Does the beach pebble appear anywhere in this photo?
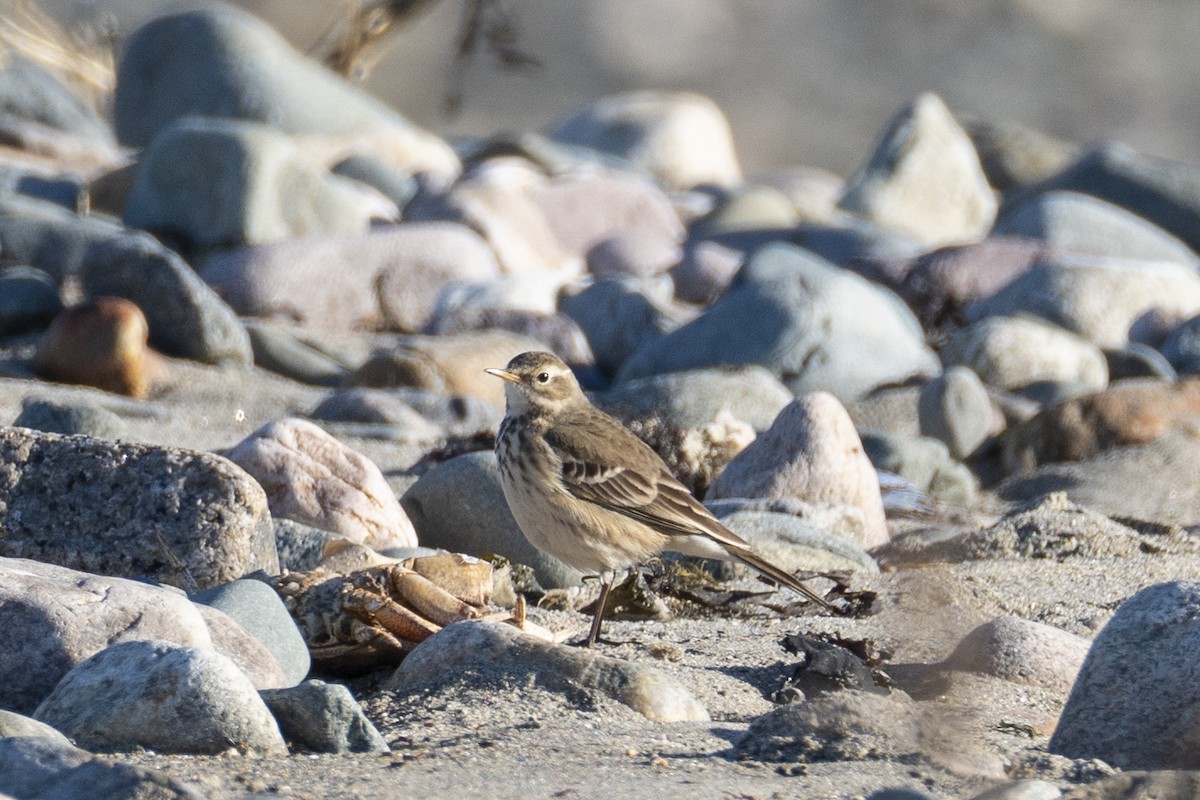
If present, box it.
[617,242,939,402]
[348,331,545,409]
[1001,378,1200,474]
[0,266,60,335]
[738,690,921,762]
[332,154,420,211]
[12,396,128,439]
[942,315,1108,398]
[962,114,1079,192]
[243,320,350,386]
[561,277,684,377]
[969,780,1062,800]
[944,616,1091,692]
[549,90,741,189]
[311,387,500,439]
[691,184,799,239]
[429,272,567,325]
[33,639,287,756]
[1160,315,1200,375]
[32,297,163,398]
[709,393,889,550]
[0,737,208,800]
[0,427,277,589]
[425,307,595,371]
[992,190,1198,267]
[388,620,709,722]
[1050,581,1200,769]
[225,417,417,551]
[401,451,583,589]
[967,254,1200,349]
[838,92,997,248]
[0,56,117,148]
[190,603,290,691]
[847,385,923,439]
[0,557,212,714]
[260,679,389,754]
[669,240,743,304]
[597,365,793,432]
[201,222,499,333]
[918,366,996,459]
[791,217,923,268]
[113,5,458,178]
[862,433,978,506]
[191,579,310,686]
[0,709,73,744]
[1031,142,1200,254]
[1103,342,1176,382]
[754,165,845,222]
[712,509,878,574]
[0,194,118,281]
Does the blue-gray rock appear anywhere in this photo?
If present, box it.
[617,243,939,402]
[862,432,978,506]
[790,218,923,267]
[0,427,278,591]
[918,366,995,459]
[1025,142,1200,254]
[0,710,72,745]
[273,518,338,573]
[388,620,709,722]
[311,387,501,438]
[244,319,349,386]
[1050,581,1200,769]
[425,308,594,372]
[333,154,419,211]
[0,266,60,335]
[669,240,743,304]
[1103,343,1177,382]
[26,758,208,800]
[1161,315,1200,376]
[0,55,116,144]
[710,508,878,574]
[0,194,122,281]
[190,602,290,690]
[738,690,921,762]
[260,679,388,753]
[12,397,127,439]
[0,736,91,799]
[596,365,793,432]
[112,5,457,177]
[400,451,583,589]
[191,579,310,686]
[124,116,387,247]
[992,190,1198,266]
[966,254,1200,349]
[561,277,684,377]
[34,639,287,755]
[5,171,82,209]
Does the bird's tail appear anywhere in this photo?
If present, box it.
[732,549,839,614]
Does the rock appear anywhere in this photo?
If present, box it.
[1103,342,1176,382]
[0,266,60,335]
[1056,771,1200,799]
[0,710,72,745]
[966,254,1200,350]
[0,55,117,147]
[710,508,878,574]
[919,367,997,459]
[560,277,685,377]
[837,93,997,248]
[669,241,743,305]
[548,90,741,188]
[790,218,924,268]
[201,222,499,333]
[348,331,546,410]
[0,557,212,714]
[1025,142,1200,254]
[273,518,338,573]
[191,579,310,686]
[12,397,127,439]
[942,315,1109,398]
[778,634,886,699]
[617,242,939,402]
[862,433,978,506]
[999,431,1200,528]
[0,737,91,799]
[332,154,420,211]
[243,320,350,386]
[311,387,500,439]
[0,194,120,282]
[1001,379,1200,474]
[31,298,164,398]
[18,757,208,800]
[0,427,277,589]
[388,620,709,722]
[754,165,845,222]
[33,639,287,755]
[125,116,391,247]
[429,273,567,327]
[260,679,388,753]
[737,690,921,762]
[400,451,583,589]
[1049,581,1200,769]
[691,184,799,239]
[971,779,1062,800]
[944,616,1091,692]
[113,5,458,177]
[191,603,290,690]
[709,393,889,550]
[1161,315,1200,375]
[962,114,1080,192]
[225,417,417,551]
[425,308,595,372]
[846,385,923,439]
[596,365,793,432]
[992,190,1198,266]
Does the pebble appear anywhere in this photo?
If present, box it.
[12,396,128,439]
[225,417,417,550]
[669,240,744,304]
[0,709,72,745]
[0,427,277,590]
[388,620,709,722]
[560,276,686,376]
[862,432,978,506]
[1160,315,1200,375]
[32,297,163,398]
[617,242,939,402]
[33,639,288,755]
[943,616,1091,692]
[918,366,997,460]
[0,266,61,336]
[738,690,922,762]
[243,319,350,386]
[310,386,500,440]
[191,578,311,686]
[709,392,890,550]
[711,509,878,574]
[837,92,997,247]
[596,365,793,432]
[1050,581,1200,769]
[425,308,595,371]
[260,679,389,754]
[963,114,1079,191]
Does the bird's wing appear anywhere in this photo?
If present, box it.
[543,410,753,552]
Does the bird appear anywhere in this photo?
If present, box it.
[486,350,839,647]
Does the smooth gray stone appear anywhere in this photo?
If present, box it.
[738,690,921,762]
[710,508,878,574]
[311,387,501,439]
[332,155,419,211]
[0,736,91,799]
[0,266,60,336]
[0,710,72,745]
[918,366,994,460]
[191,579,310,686]
[244,320,348,387]
[560,277,679,377]
[31,759,208,800]
[790,218,922,266]
[260,680,388,753]
[12,397,127,439]
[1103,343,1176,382]
[863,432,978,506]
[596,365,792,432]
[0,55,115,143]
[1161,315,1200,376]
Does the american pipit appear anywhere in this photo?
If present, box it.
[486,351,838,647]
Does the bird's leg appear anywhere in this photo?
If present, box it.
[580,573,614,648]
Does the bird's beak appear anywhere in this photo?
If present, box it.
[485,368,521,383]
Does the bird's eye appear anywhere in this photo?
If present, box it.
[536,372,550,384]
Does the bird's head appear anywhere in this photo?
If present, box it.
[486,351,583,415]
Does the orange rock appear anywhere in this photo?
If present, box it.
[32,297,164,398]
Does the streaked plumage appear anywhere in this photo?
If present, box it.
[487,351,836,646]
